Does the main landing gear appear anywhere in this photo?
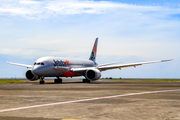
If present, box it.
[54,77,62,84]
[39,76,45,84]
[83,79,91,83]
[39,77,62,84]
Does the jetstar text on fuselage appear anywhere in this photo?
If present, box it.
[53,60,70,67]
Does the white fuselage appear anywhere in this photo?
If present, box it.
[32,57,97,77]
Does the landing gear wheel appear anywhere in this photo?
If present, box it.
[39,80,45,84]
[54,79,62,84]
[39,77,45,84]
[82,79,91,83]
[83,79,87,83]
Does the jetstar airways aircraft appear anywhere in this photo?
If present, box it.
[8,38,172,84]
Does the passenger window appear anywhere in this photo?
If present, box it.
[41,63,44,65]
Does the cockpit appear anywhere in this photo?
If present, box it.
[34,62,45,65]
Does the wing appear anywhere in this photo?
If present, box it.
[7,61,32,68]
[71,62,122,72]
[98,59,173,71]
[70,59,172,73]
[97,61,122,67]
[71,67,95,72]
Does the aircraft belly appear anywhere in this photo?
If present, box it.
[52,67,68,76]
[37,67,68,77]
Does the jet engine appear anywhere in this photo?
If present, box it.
[85,69,101,81]
[25,70,39,81]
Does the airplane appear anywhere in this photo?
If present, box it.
[8,38,172,84]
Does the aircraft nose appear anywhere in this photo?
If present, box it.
[32,68,39,75]
[32,68,38,73]
[32,67,43,76]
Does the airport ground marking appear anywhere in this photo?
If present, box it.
[1,95,180,102]
[0,89,180,113]
[61,118,80,120]
[0,94,92,99]
[111,97,180,102]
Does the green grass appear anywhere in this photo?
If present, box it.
[100,79,180,82]
[0,79,26,84]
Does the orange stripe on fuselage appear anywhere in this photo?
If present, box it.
[60,71,82,77]
[53,68,67,71]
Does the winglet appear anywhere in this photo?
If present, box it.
[161,59,173,62]
[89,38,98,62]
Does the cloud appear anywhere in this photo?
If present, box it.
[0,0,169,19]
[0,48,38,56]
[0,0,180,60]
[45,1,160,14]
[19,0,40,4]
[0,8,35,15]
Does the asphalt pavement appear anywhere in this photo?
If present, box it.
[0,79,180,120]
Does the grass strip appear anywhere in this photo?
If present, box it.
[0,79,26,84]
[100,79,180,82]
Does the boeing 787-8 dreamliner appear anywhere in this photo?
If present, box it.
[8,38,172,84]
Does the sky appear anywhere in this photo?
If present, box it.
[0,0,180,79]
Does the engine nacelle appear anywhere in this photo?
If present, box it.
[26,70,39,81]
[85,69,101,81]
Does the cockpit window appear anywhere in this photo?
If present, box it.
[34,62,45,65]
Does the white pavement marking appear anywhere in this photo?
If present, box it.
[0,89,180,113]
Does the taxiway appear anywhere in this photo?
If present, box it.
[0,79,180,120]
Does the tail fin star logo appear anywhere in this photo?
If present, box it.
[90,44,97,61]
[94,44,97,53]
[89,37,98,62]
